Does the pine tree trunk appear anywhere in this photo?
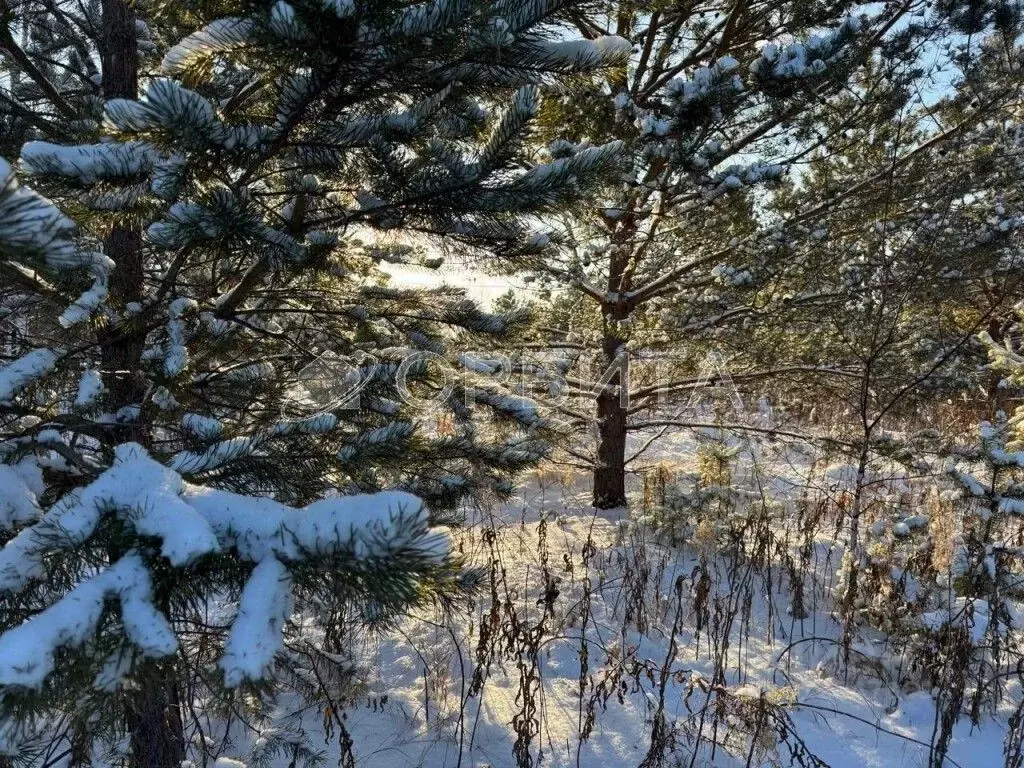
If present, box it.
[592,333,628,509]
[593,388,628,508]
[100,225,148,444]
[840,444,870,667]
[125,660,186,768]
[99,3,186,767]
[99,0,148,446]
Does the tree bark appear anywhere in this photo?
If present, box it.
[99,3,186,767]
[593,390,628,508]
[125,660,186,768]
[840,441,870,669]
[99,0,149,445]
[100,225,148,445]
[592,332,628,509]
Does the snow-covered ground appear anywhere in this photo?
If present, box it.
[228,438,1018,768]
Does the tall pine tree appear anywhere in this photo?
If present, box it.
[0,1,625,764]
[496,0,1024,507]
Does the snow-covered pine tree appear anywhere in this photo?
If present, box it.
[911,414,1024,761]
[746,36,1024,648]
[0,1,626,764]
[495,0,1024,507]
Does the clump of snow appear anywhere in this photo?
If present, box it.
[0,460,43,530]
[223,361,276,382]
[458,353,505,374]
[468,388,541,427]
[170,435,258,474]
[75,369,105,407]
[923,597,991,643]
[221,557,293,686]
[0,553,176,688]
[269,1,302,39]
[318,0,353,18]
[0,349,58,403]
[93,649,133,692]
[165,297,197,376]
[337,421,415,462]
[535,36,631,68]
[151,386,180,411]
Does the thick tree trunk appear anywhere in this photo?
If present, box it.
[592,333,628,509]
[100,225,148,444]
[593,388,628,508]
[100,0,137,96]
[99,3,186,767]
[125,661,186,768]
[99,0,148,445]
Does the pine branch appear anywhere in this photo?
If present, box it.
[0,26,78,121]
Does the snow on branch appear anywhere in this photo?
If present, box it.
[0,553,176,688]
[162,17,255,74]
[0,444,445,593]
[0,349,58,404]
[59,252,114,327]
[750,15,863,82]
[499,140,623,204]
[21,141,156,185]
[0,444,219,591]
[185,483,441,563]
[393,0,472,38]
[221,557,292,686]
[0,158,76,264]
[524,35,632,71]
[75,369,104,408]
[0,443,447,690]
[0,461,43,530]
[168,411,339,475]
[476,85,539,174]
[106,79,269,151]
